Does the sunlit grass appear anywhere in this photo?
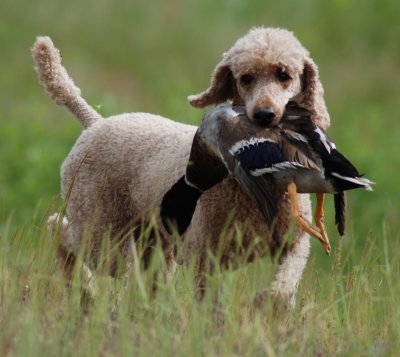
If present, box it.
[0,215,399,356]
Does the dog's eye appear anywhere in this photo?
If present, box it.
[276,68,291,82]
[240,74,254,86]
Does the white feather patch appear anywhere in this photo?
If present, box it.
[315,127,335,153]
[184,176,202,191]
[331,172,375,191]
[229,137,276,155]
[250,161,306,176]
[224,107,240,118]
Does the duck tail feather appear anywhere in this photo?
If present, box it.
[334,192,346,236]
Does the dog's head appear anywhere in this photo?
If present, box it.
[188,27,330,129]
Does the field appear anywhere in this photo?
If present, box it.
[1,0,399,355]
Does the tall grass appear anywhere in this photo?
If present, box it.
[0,216,399,355]
[1,0,399,354]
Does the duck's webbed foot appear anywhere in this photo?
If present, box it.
[315,193,331,255]
[287,182,331,255]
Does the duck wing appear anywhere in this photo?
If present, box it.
[233,163,280,245]
[220,131,292,245]
[282,102,374,192]
[324,150,374,192]
[278,130,321,172]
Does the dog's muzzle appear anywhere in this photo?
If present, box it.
[253,107,276,127]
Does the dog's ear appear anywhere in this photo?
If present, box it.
[300,59,330,129]
[188,60,237,108]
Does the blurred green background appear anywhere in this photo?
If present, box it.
[0,0,399,251]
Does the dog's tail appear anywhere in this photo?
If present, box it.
[32,36,103,129]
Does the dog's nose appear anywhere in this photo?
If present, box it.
[253,108,276,126]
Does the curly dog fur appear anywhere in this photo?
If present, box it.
[33,27,329,308]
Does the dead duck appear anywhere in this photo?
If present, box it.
[161,102,374,254]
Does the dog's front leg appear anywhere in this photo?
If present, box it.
[269,231,311,310]
[255,194,312,311]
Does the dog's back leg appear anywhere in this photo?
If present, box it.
[47,213,93,284]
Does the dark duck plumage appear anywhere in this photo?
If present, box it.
[161,102,374,254]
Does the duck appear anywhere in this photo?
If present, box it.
[161,102,374,254]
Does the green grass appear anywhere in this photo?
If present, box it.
[1,0,399,355]
[1,219,399,355]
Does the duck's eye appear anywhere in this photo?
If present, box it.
[240,74,254,85]
[276,68,291,82]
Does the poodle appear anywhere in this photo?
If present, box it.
[189,27,329,129]
[32,27,330,309]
